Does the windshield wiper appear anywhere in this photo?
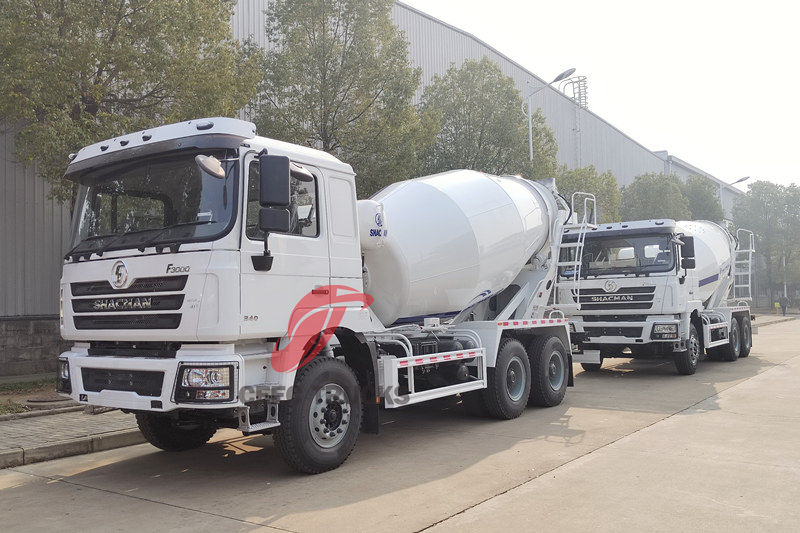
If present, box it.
[64,232,122,261]
[136,220,217,253]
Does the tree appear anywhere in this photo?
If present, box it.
[733,181,800,303]
[254,0,437,198]
[419,57,558,179]
[620,173,691,221]
[0,0,262,200]
[555,165,620,223]
[683,175,724,221]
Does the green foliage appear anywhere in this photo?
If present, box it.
[683,175,724,221]
[733,180,800,296]
[254,0,437,198]
[555,165,620,223]
[0,0,262,200]
[419,57,558,179]
[620,173,690,221]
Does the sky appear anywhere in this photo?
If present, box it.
[401,0,800,189]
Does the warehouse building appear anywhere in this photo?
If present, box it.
[0,0,743,375]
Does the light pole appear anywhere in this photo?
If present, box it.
[522,68,575,160]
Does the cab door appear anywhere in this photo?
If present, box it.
[240,155,330,338]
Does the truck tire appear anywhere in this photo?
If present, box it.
[481,338,531,419]
[135,413,217,452]
[674,324,701,375]
[719,319,741,362]
[273,356,362,474]
[527,335,569,407]
[738,315,752,357]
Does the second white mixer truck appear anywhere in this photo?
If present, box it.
[56,117,593,473]
[560,219,755,375]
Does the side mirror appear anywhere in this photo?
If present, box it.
[253,154,291,272]
[681,257,696,270]
[681,236,695,259]
[259,154,290,208]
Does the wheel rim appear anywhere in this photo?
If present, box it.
[689,332,700,365]
[308,383,350,448]
[506,356,526,402]
[547,350,565,390]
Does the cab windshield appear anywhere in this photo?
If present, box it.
[562,234,676,277]
[67,149,238,257]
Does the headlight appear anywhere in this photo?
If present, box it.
[57,359,71,394]
[181,367,230,388]
[59,359,70,379]
[653,324,678,334]
[176,364,235,403]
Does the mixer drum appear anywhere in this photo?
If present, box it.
[359,170,555,325]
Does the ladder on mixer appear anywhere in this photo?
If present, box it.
[731,228,755,302]
[552,192,597,312]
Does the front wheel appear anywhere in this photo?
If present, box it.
[136,413,217,452]
[674,324,701,375]
[738,315,752,357]
[273,357,362,474]
[528,335,570,407]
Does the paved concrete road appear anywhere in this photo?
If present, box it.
[1,320,798,532]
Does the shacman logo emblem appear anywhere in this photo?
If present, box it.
[111,261,129,289]
[603,280,618,293]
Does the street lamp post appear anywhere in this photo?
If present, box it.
[522,68,576,161]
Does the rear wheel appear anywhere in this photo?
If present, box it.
[719,319,741,362]
[480,338,531,419]
[273,357,362,474]
[528,335,570,407]
[136,413,217,452]
[674,324,701,375]
[738,315,752,357]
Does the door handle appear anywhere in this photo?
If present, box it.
[312,287,329,295]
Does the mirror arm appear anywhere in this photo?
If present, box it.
[252,235,274,271]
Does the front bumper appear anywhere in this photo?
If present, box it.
[58,344,249,412]
[572,318,682,346]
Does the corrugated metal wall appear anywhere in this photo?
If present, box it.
[0,127,72,316]
[0,0,738,317]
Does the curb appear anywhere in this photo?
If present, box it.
[755,317,796,327]
[0,406,84,422]
[0,429,145,469]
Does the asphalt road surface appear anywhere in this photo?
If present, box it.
[2,319,798,532]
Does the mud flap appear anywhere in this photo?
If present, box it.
[568,355,574,387]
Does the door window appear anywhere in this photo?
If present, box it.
[246,160,319,240]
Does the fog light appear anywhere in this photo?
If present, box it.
[195,389,230,400]
[653,324,678,334]
[181,367,230,388]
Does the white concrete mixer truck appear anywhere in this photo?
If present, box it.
[56,118,593,473]
[559,219,756,375]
